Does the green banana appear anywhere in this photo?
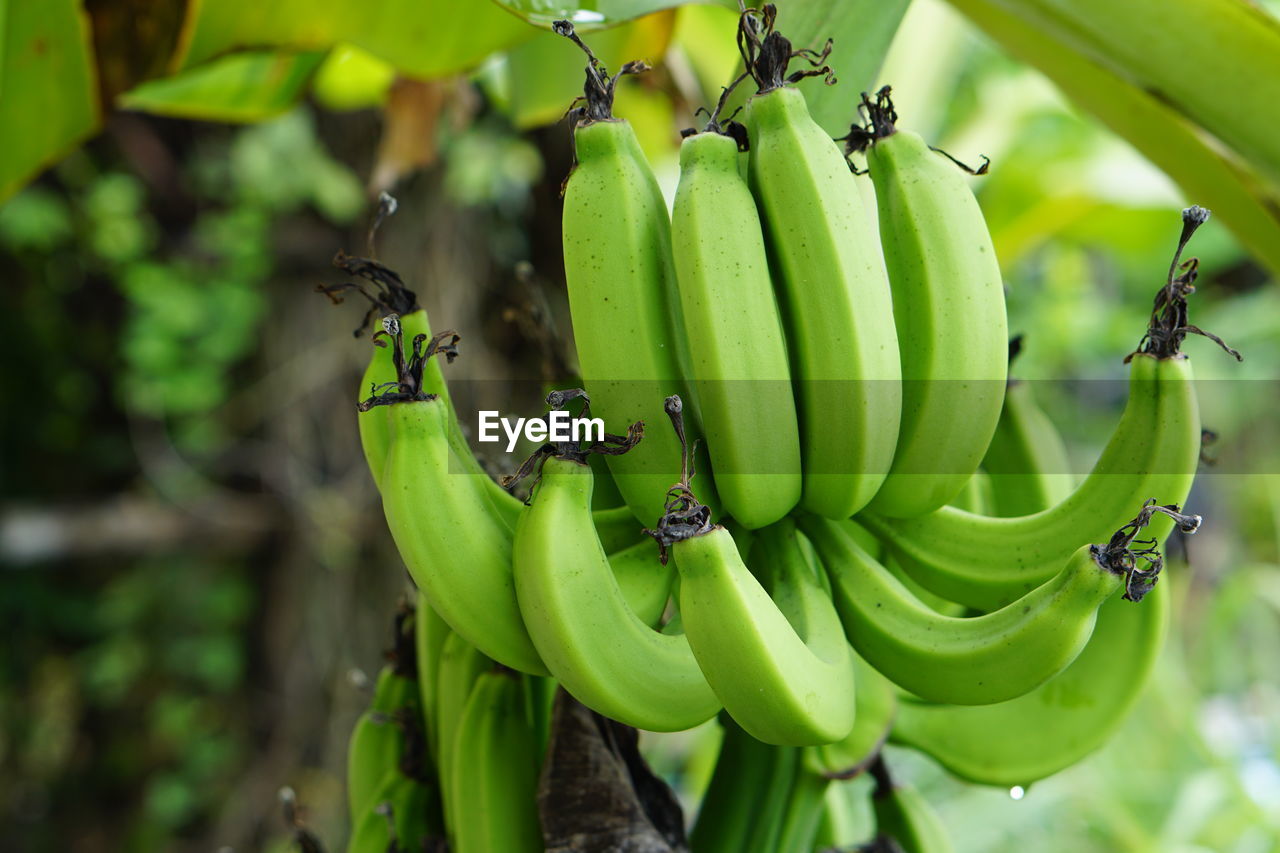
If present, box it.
[448,668,543,853]
[413,591,449,764]
[749,745,804,853]
[346,670,417,821]
[346,770,442,853]
[670,513,856,745]
[774,760,832,853]
[860,353,1198,611]
[855,87,1008,519]
[435,631,494,843]
[860,204,1238,611]
[691,712,788,850]
[981,341,1075,518]
[869,756,954,853]
[801,512,1176,705]
[594,504,646,555]
[512,451,721,731]
[740,9,902,519]
[946,471,994,516]
[347,609,419,819]
[671,127,802,529]
[371,323,545,675]
[558,24,715,526]
[690,716,779,853]
[608,539,676,630]
[891,581,1169,786]
[326,251,524,529]
[805,649,897,779]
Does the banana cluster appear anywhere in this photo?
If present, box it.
[345,599,543,853]
[327,6,1244,851]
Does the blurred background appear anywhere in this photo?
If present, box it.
[2,0,1279,850]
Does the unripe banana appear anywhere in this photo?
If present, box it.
[413,592,449,763]
[690,716,779,853]
[671,518,856,745]
[860,206,1238,611]
[434,631,492,844]
[560,34,717,526]
[946,471,994,515]
[802,515,1138,705]
[870,756,955,853]
[607,539,676,630]
[773,760,832,853]
[346,771,442,853]
[513,453,720,731]
[448,668,543,853]
[856,87,1008,519]
[805,649,897,779]
[981,340,1075,517]
[740,11,901,519]
[671,129,802,529]
[891,582,1168,786]
[346,668,417,820]
[347,609,419,820]
[860,353,1199,611]
[372,328,545,675]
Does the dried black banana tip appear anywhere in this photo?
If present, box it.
[643,395,714,563]
[1092,499,1201,602]
[501,388,643,496]
[557,19,649,125]
[1129,204,1242,362]
[356,316,459,410]
[738,3,834,94]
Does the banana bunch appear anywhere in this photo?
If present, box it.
[320,6,1253,848]
[345,598,545,853]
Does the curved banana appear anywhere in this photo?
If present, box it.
[347,609,419,819]
[805,649,897,778]
[328,253,523,529]
[413,592,449,764]
[370,325,545,675]
[802,514,1154,705]
[891,581,1169,786]
[346,669,416,820]
[855,87,1008,519]
[981,338,1075,517]
[690,716,782,853]
[870,756,955,853]
[434,631,493,843]
[559,26,715,526]
[513,452,721,731]
[861,353,1198,611]
[671,127,802,529]
[346,771,441,853]
[947,471,994,515]
[859,207,1236,611]
[608,539,676,629]
[670,515,856,745]
[739,9,901,519]
[448,668,543,853]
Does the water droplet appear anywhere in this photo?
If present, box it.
[1009,785,1026,800]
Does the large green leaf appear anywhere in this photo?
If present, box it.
[493,0,734,29]
[983,0,1280,187]
[173,0,537,78]
[502,11,678,130]
[692,0,913,138]
[772,0,913,136]
[119,51,325,123]
[949,0,1280,277]
[0,0,100,202]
